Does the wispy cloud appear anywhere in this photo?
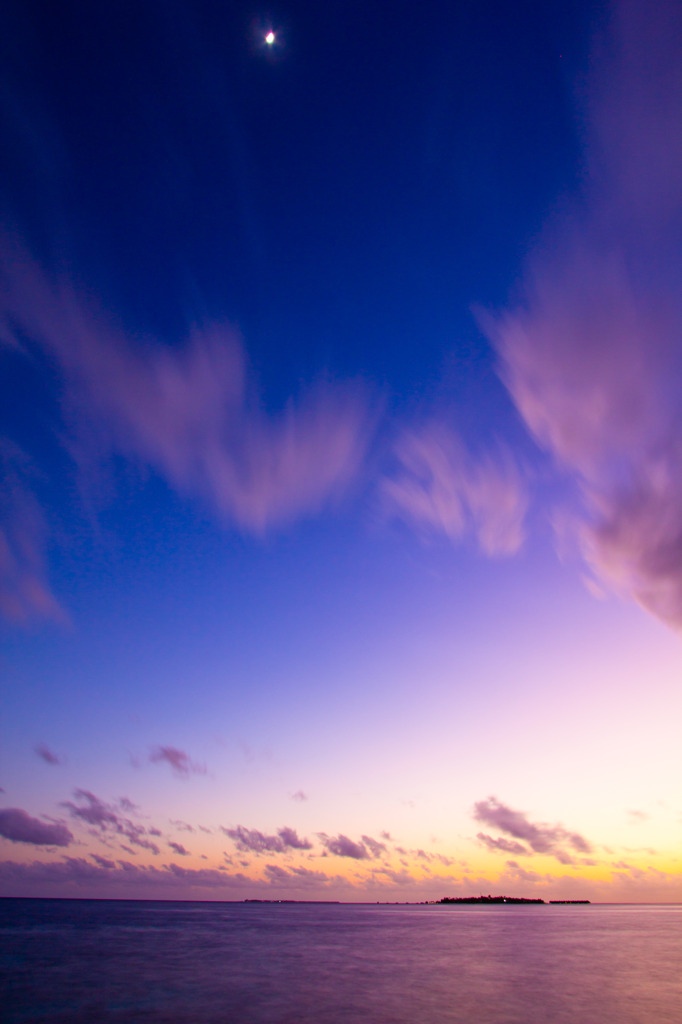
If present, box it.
[263,864,343,887]
[62,790,160,854]
[476,832,528,856]
[482,0,682,626]
[169,819,195,832]
[0,241,376,624]
[626,809,649,824]
[0,241,374,529]
[222,825,313,854]
[0,445,66,626]
[361,834,387,858]
[503,860,547,884]
[473,797,591,865]
[0,808,72,847]
[290,790,308,802]
[168,841,190,857]
[149,746,206,777]
[381,424,527,556]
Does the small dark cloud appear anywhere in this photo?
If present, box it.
[379,831,392,841]
[34,744,64,766]
[291,790,308,802]
[168,841,190,857]
[222,825,312,854]
[318,833,369,860]
[149,746,206,777]
[0,808,72,847]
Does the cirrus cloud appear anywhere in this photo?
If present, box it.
[0,240,374,533]
[0,240,376,625]
[482,0,682,626]
[381,424,527,556]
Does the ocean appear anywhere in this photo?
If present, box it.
[1,899,680,1023]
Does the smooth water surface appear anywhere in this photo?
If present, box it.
[1,899,680,1023]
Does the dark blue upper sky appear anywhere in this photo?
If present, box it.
[1,0,590,399]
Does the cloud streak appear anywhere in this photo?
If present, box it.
[483,0,682,625]
[382,425,527,556]
[0,445,66,626]
[476,832,528,856]
[0,241,374,536]
[0,240,376,624]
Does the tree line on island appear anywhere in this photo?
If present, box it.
[437,896,590,904]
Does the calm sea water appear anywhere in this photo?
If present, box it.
[1,899,680,1023]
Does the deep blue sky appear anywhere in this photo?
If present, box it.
[2,0,587,392]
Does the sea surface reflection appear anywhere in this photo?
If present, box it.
[1,900,680,1023]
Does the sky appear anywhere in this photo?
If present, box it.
[1,0,681,902]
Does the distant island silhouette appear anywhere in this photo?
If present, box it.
[437,896,590,905]
[239,896,592,906]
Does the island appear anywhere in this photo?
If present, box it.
[438,895,545,904]
[436,896,590,905]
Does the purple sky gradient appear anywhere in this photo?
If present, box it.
[1,0,681,901]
